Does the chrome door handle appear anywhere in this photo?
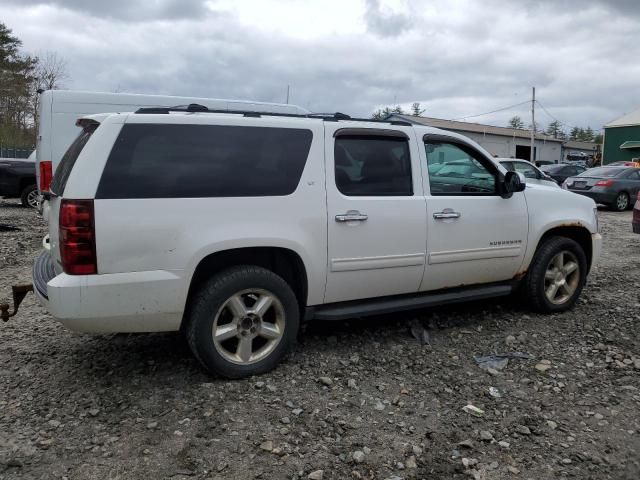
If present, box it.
[335,211,368,222]
[433,210,461,220]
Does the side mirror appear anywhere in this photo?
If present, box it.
[502,171,526,198]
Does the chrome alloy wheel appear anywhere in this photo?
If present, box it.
[212,289,285,365]
[544,250,580,305]
[26,189,39,209]
[616,193,629,211]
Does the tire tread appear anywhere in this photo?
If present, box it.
[185,265,299,378]
[525,236,587,313]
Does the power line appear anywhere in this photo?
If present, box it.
[535,100,561,123]
[449,100,531,121]
[535,100,604,133]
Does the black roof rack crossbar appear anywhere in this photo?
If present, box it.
[134,104,413,126]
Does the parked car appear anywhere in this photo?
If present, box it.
[498,159,560,188]
[540,163,586,185]
[607,161,640,167]
[28,106,601,378]
[0,152,37,208]
[564,166,640,211]
[633,192,640,233]
[35,90,309,217]
[535,160,557,168]
[566,160,588,169]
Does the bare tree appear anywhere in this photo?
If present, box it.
[31,51,68,130]
[411,102,425,116]
[34,52,68,91]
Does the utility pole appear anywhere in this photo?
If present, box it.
[286,85,290,104]
[530,87,535,163]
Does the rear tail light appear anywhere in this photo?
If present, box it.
[39,160,53,192]
[59,199,97,275]
[595,179,614,187]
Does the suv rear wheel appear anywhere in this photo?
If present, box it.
[186,265,299,378]
[525,236,587,313]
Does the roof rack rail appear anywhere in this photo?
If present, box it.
[134,104,413,126]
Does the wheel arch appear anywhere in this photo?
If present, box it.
[182,247,309,329]
[537,225,593,273]
[19,176,37,192]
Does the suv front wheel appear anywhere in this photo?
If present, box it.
[186,265,299,378]
[525,236,587,313]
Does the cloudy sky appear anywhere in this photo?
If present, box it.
[2,0,639,131]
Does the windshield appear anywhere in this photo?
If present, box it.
[577,167,625,178]
[540,164,565,173]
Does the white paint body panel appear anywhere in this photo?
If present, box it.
[323,123,427,303]
[36,114,602,333]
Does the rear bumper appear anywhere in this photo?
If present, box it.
[569,189,616,205]
[33,251,186,333]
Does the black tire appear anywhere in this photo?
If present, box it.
[612,192,629,212]
[20,184,38,209]
[525,236,587,313]
[185,265,299,378]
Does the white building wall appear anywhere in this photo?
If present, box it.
[449,131,562,162]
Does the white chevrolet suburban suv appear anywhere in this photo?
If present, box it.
[32,105,602,378]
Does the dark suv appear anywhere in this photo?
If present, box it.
[0,154,37,208]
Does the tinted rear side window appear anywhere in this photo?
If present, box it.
[334,136,412,196]
[96,124,313,199]
[50,127,95,195]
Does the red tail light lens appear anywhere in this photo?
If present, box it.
[59,199,97,275]
[595,179,614,187]
[39,160,53,192]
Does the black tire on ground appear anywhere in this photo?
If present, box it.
[185,265,300,378]
[525,236,587,313]
[611,192,629,212]
[20,184,38,208]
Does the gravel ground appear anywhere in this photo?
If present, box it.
[1,198,639,480]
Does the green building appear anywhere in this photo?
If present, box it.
[603,107,640,164]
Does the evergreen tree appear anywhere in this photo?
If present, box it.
[583,127,594,142]
[569,127,580,140]
[508,116,525,129]
[545,120,564,139]
[0,23,37,147]
[372,105,405,119]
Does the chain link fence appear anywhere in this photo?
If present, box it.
[0,146,34,158]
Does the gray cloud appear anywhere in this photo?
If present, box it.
[363,0,413,38]
[512,0,640,17]
[2,0,210,21]
[1,0,638,131]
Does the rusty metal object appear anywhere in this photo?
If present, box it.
[0,284,33,322]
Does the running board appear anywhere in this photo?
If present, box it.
[310,284,513,321]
